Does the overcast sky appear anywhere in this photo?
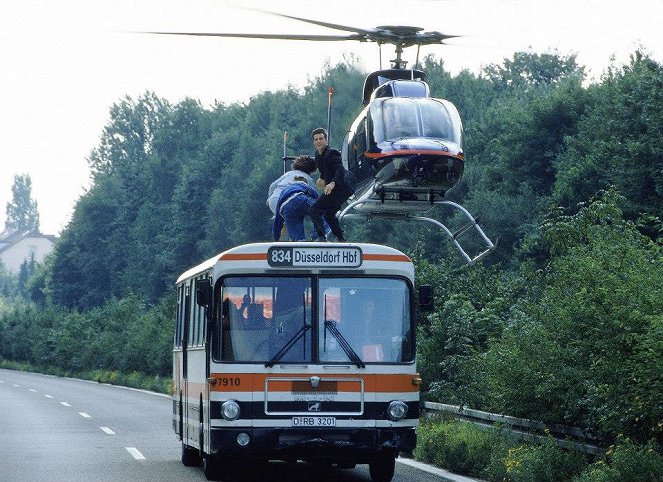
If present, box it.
[1,0,662,234]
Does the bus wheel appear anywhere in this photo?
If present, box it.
[369,453,396,482]
[181,441,201,467]
[203,454,223,481]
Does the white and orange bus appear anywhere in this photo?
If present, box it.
[173,242,431,481]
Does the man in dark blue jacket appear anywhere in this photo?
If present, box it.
[309,127,354,242]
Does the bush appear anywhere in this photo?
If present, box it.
[486,437,588,482]
[573,437,663,482]
[415,417,505,477]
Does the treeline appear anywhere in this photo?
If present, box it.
[1,51,662,449]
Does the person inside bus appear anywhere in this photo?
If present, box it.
[220,298,237,360]
[269,283,310,362]
[310,127,354,242]
[350,297,388,362]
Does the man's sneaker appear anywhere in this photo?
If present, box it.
[314,236,327,242]
[336,235,347,242]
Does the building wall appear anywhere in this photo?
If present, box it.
[0,237,55,273]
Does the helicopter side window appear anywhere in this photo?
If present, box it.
[366,112,376,148]
[355,118,367,158]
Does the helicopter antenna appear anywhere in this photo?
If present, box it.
[327,87,334,142]
[415,44,421,69]
[282,131,288,174]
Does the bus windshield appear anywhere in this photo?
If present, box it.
[216,276,413,364]
[318,278,413,364]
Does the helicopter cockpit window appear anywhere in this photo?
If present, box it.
[380,98,419,139]
[371,98,462,146]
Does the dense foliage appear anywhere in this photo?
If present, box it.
[2,51,663,457]
[416,417,663,482]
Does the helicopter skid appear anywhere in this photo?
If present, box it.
[339,198,496,265]
[349,186,445,214]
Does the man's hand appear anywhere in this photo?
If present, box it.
[315,178,325,190]
[324,181,335,195]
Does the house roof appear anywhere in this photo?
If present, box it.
[0,228,58,254]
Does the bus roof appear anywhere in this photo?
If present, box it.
[176,242,413,284]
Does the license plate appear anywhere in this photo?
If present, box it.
[291,416,336,427]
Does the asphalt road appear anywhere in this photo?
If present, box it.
[0,369,452,482]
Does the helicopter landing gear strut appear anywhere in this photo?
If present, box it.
[338,199,496,265]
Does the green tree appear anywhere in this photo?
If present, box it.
[555,51,663,224]
[5,174,40,231]
[483,190,663,443]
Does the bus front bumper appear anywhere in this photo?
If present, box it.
[209,427,416,461]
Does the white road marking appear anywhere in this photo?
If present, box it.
[12,384,20,387]
[125,447,146,460]
[100,427,116,435]
[61,402,71,407]
[79,412,91,418]
[28,388,37,392]
[44,395,54,398]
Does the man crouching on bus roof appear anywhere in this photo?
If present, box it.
[272,157,322,242]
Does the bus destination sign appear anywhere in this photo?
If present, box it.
[268,246,362,268]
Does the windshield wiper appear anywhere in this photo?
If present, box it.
[324,320,365,368]
[265,324,311,368]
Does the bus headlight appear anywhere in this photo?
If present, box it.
[221,400,241,421]
[236,432,250,447]
[386,401,408,421]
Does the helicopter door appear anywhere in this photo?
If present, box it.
[354,118,367,165]
[344,110,370,180]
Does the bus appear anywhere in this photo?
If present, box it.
[173,242,432,481]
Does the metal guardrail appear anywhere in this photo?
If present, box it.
[423,402,605,455]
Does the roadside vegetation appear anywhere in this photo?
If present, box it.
[1,49,662,478]
[416,416,663,482]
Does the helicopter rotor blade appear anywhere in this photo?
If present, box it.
[142,31,364,42]
[247,8,379,37]
[139,7,462,69]
[243,8,460,46]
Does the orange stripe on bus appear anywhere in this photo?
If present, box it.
[363,254,411,262]
[219,253,268,261]
[207,373,419,393]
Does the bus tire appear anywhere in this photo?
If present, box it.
[369,453,396,482]
[203,454,223,481]
[181,441,201,467]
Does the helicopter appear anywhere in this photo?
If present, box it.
[146,11,495,264]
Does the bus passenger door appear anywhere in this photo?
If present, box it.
[181,283,191,442]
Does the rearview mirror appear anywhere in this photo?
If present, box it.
[195,278,212,307]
